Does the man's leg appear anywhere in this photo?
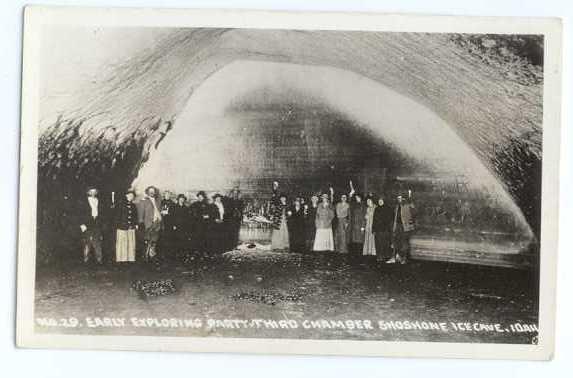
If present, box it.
[149,241,157,259]
[401,232,411,263]
[388,230,400,264]
[144,223,157,262]
[83,240,90,263]
[93,236,103,264]
[144,239,152,262]
[396,230,409,264]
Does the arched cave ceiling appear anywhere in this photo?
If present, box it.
[51,29,542,159]
[39,29,543,235]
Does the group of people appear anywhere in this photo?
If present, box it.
[77,186,243,265]
[76,179,415,266]
[269,181,416,264]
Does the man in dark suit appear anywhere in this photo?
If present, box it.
[392,191,416,264]
[160,190,176,256]
[304,194,319,252]
[78,187,105,264]
[137,186,163,262]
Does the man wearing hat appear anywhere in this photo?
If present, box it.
[391,190,416,264]
[137,186,162,262]
[78,187,105,264]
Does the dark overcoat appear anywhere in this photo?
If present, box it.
[115,200,138,230]
[349,201,366,243]
[372,204,394,233]
[287,205,306,251]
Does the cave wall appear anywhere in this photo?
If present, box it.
[36,30,543,263]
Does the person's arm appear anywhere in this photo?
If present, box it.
[136,200,145,228]
[133,205,139,230]
[349,180,356,198]
[113,204,121,230]
[328,207,335,223]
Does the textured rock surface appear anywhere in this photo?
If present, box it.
[37,31,543,261]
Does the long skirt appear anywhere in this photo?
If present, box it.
[313,228,334,251]
[116,229,136,262]
[363,229,376,256]
[288,222,306,253]
[271,218,290,250]
[335,218,349,253]
[374,231,392,260]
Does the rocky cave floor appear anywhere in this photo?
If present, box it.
[34,249,538,344]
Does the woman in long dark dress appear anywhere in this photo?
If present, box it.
[287,198,306,253]
[170,194,190,260]
[189,191,210,253]
[372,197,394,262]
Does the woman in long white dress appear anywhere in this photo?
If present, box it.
[313,194,335,251]
[363,196,377,256]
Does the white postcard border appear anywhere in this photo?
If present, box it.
[16,6,563,360]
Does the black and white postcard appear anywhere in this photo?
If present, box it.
[16,6,562,359]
